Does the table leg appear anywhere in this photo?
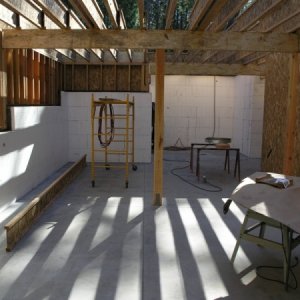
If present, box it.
[196,149,200,180]
[224,149,231,173]
[282,225,292,291]
[231,210,250,263]
[234,149,241,181]
[190,143,194,172]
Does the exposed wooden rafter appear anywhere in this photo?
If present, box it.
[198,0,283,64]
[30,0,90,62]
[137,0,144,29]
[165,0,178,29]
[0,0,74,62]
[182,0,247,64]
[3,29,299,53]
[102,0,131,61]
[188,0,214,30]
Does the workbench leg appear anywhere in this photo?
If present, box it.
[234,149,241,181]
[190,144,194,172]
[231,210,249,263]
[196,149,200,180]
[224,149,230,173]
[282,225,292,290]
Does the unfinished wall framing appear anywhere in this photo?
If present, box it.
[5,49,62,107]
[63,64,149,92]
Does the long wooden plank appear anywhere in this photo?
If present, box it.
[13,49,19,104]
[3,29,299,52]
[283,54,299,175]
[153,49,165,206]
[5,155,87,251]
[188,0,214,30]
[0,31,7,129]
[165,0,178,29]
[149,62,265,76]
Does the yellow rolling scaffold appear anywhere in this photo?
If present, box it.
[90,94,137,188]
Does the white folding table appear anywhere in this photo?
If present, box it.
[226,172,300,290]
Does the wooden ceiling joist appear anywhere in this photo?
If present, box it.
[188,0,214,30]
[197,0,227,30]
[184,0,248,64]
[226,3,300,65]
[68,0,105,29]
[30,0,68,28]
[3,29,298,53]
[102,0,131,61]
[149,62,265,76]
[165,0,178,29]
[207,0,248,32]
[0,0,42,28]
[137,0,144,29]
[229,0,283,32]
[199,0,284,64]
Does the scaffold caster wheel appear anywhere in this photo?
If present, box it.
[105,164,110,170]
[132,164,138,171]
[91,180,95,188]
[125,181,128,188]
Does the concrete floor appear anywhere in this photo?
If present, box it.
[0,150,300,300]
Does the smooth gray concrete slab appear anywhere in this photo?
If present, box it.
[0,150,300,299]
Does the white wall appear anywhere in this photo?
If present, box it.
[150,75,264,158]
[0,106,68,211]
[61,92,152,163]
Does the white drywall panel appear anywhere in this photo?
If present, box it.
[61,92,152,163]
[0,106,68,210]
[150,75,264,158]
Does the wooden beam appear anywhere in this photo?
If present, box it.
[13,49,19,104]
[30,0,68,28]
[153,49,165,206]
[188,0,214,30]
[229,0,283,32]
[0,0,41,28]
[102,0,120,28]
[33,51,40,104]
[5,155,86,251]
[137,0,144,28]
[0,31,7,129]
[199,0,283,63]
[165,0,178,29]
[3,29,299,52]
[208,0,248,32]
[149,62,265,76]
[283,54,299,175]
[197,0,227,30]
[27,49,33,104]
[68,0,106,29]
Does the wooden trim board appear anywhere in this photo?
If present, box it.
[4,155,86,251]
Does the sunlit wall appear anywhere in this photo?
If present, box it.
[0,106,68,210]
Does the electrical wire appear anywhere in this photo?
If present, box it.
[256,224,298,290]
[256,257,298,290]
[98,103,115,148]
[169,164,223,192]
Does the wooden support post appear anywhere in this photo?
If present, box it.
[283,53,299,175]
[6,49,13,105]
[19,50,25,103]
[40,55,45,104]
[153,49,165,206]
[33,52,40,104]
[13,49,20,104]
[0,31,7,129]
[27,49,33,104]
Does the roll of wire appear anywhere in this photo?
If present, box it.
[98,102,115,148]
